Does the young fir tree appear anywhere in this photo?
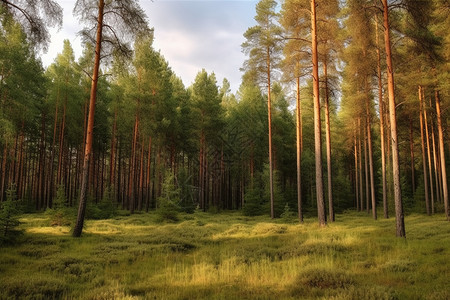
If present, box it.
[0,184,21,243]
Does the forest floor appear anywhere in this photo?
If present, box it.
[1,210,449,299]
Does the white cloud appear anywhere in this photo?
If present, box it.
[41,0,258,94]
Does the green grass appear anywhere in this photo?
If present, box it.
[0,211,449,299]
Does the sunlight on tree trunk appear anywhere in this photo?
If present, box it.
[73,0,104,237]
[311,0,326,227]
[382,0,405,237]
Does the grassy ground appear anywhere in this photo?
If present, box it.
[0,211,449,299]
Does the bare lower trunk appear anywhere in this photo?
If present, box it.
[323,61,334,222]
[138,138,145,211]
[409,119,415,194]
[383,0,405,237]
[73,0,104,237]
[376,19,388,218]
[146,137,152,211]
[129,114,139,213]
[296,76,303,222]
[430,117,439,213]
[364,120,369,214]
[311,0,326,226]
[354,127,359,211]
[367,102,376,220]
[423,90,434,214]
[109,109,117,187]
[57,99,66,186]
[364,74,376,220]
[435,91,448,221]
[358,118,363,211]
[267,46,274,219]
[419,86,430,215]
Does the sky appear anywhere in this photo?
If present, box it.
[40,0,259,94]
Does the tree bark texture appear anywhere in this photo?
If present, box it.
[311,0,326,226]
[323,61,334,222]
[434,91,448,221]
[419,86,431,215]
[296,76,303,222]
[73,0,104,237]
[382,0,405,237]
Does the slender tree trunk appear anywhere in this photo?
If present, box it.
[206,153,210,209]
[311,0,326,226]
[82,100,88,151]
[109,109,117,187]
[267,46,274,219]
[146,136,152,212]
[38,114,47,210]
[11,134,18,186]
[409,119,415,193]
[382,0,405,237]
[16,127,24,199]
[429,93,442,207]
[365,75,376,220]
[68,147,73,206]
[364,119,369,214]
[31,148,37,203]
[57,97,66,186]
[117,142,122,208]
[419,86,431,215]
[138,138,145,211]
[354,127,359,211]
[358,118,364,211]
[21,139,29,201]
[434,91,448,221]
[73,0,104,237]
[48,89,59,208]
[19,139,26,200]
[323,61,334,222]
[90,152,95,201]
[129,113,139,213]
[376,18,388,218]
[199,132,205,210]
[145,136,152,212]
[296,76,303,222]
[430,115,439,213]
[423,91,435,214]
[100,150,105,200]
[367,107,376,220]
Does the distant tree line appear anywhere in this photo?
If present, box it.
[0,0,448,237]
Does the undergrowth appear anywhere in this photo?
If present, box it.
[0,211,448,299]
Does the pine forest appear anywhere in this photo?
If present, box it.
[0,0,449,299]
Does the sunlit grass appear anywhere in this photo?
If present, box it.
[0,210,448,299]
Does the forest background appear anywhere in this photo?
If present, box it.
[0,0,449,237]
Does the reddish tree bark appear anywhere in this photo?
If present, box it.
[419,86,431,215]
[311,0,326,226]
[382,0,405,237]
[73,0,104,237]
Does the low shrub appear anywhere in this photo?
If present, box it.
[280,203,296,221]
[86,188,117,220]
[46,185,74,226]
[156,171,181,222]
[296,268,354,289]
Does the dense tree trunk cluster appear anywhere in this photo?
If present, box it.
[0,0,448,237]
